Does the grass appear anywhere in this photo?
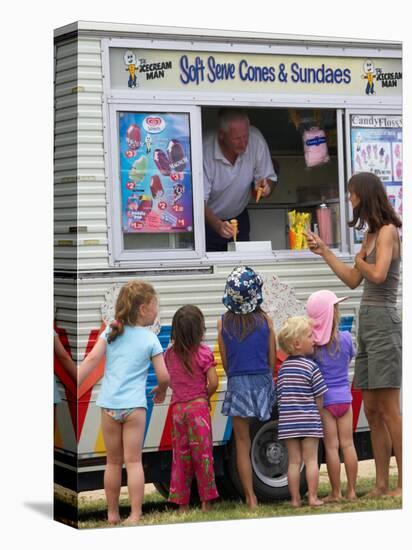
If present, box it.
[72,476,402,530]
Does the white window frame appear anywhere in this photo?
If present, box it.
[105,103,205,265]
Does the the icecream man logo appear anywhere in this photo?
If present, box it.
[362,59,376,95]
[124,50,140,88]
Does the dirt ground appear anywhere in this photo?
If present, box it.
[78,457,397,501]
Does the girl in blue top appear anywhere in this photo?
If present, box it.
[306,290,358,502]
[78,280,169,526]
[218,266,276,509]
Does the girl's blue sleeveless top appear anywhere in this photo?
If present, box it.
[221,317,271,377]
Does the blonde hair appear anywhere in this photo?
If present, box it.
[107,280,157,343]
[278,316,313,355]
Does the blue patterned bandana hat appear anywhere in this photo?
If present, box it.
[222,266,264,314]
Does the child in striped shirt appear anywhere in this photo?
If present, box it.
[277,316,327,507]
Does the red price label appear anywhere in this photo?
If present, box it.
[130,221,143,230]
[158,201,167,210]
[177,218,185,227]
[125,150,135,158]
[126,181,136,190]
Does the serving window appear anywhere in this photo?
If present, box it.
[107,103,401,265]
[201,106,344,255]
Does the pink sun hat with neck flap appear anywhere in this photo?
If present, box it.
[306,290,348,346]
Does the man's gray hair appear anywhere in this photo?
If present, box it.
[218,108,250,132]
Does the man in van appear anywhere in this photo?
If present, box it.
[203,108,277,252]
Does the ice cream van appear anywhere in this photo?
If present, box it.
[53,21,402,502]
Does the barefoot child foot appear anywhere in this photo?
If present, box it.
[122,515,141,526]
[201,501,212,512]
[107,514,121,525]
[322,494,342,503]
[246,495,258,510]
[308,497,324,507]
[364,487,388,498]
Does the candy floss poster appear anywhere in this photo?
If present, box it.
[119,112,194,233]
[351,126,403,219]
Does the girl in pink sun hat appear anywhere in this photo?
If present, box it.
[306,290,358,501]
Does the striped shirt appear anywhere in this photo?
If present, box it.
[277,356,327,439]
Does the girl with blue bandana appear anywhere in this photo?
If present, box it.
[218,266,276,509]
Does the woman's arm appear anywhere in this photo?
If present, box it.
[305,232,364,290]
[354,225,396,284]
[217,318,228,374]
[78,338,107,386]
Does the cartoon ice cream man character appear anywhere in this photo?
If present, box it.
[123,50,140,89]
[362,59,376,95]
[145,135,152,154]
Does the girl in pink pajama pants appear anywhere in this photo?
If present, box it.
[169,399,218,505]
[165,305,219,511]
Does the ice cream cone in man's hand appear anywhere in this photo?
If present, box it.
[230,219,238,241]
[255,178,272,203]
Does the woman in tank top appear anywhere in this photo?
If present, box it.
[305,172,402,498]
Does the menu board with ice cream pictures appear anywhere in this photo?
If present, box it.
[119,112,193,233]
[350,114,402,219]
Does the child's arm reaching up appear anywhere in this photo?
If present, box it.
[78,338,106,387]
[151,353,170,404]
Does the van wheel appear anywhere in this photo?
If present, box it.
[153,481,169,499]
[227,418,308,502]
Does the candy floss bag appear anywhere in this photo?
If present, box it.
[303,127,330,168]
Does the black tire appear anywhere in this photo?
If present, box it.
[227,417,308,502]
[153,481,170,500]
[215,457,243,500]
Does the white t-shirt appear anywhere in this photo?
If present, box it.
[97,325,163,409]
[203,126,277,220]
